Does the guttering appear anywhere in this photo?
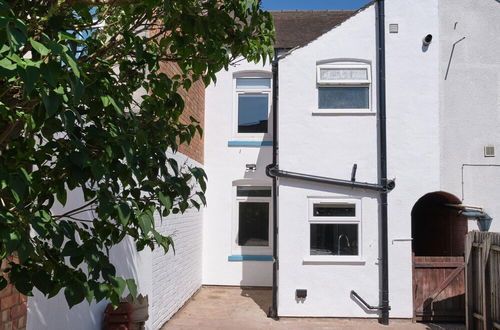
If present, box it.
[266,166,394,192]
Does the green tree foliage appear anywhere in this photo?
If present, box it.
[0,0,274,307]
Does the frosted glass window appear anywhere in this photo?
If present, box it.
[238,94,268,133]
[320,68,368,81]
[318,87,369,109]
[236,78,271,89]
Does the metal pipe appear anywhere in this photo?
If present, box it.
[266,165,392,192]
[268,52,279,320]
[351,290,382,310]
[376,0,390,325]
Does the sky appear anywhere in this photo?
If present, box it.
[261,0,372,11]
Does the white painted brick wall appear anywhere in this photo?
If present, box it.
[150,207,203,329]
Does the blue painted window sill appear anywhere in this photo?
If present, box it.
[228,255,273,261]
[228,141,273,147]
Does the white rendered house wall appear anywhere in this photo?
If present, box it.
[276,0,440,318]
[439,0,500,232]
[203,59,274,287]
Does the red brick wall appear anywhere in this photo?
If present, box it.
[0,258,27,330]
[158,61,205,164]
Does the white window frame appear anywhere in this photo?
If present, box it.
[231,184,273,256]
[315,63,373,115]
[304,197,364,264]
[232,72,273,141]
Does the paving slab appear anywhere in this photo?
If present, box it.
[161,286,465,330]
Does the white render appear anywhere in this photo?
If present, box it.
[27,152,203,330]
[439,0,500,232]
[276,0,439,318]
[203,59,274,287]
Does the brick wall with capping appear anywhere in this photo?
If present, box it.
[0,257,27,330]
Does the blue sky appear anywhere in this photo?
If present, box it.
[261,0,372,10]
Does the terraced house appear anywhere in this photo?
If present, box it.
[18,0,500,328]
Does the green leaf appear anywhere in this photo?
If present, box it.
[64,53,80,78]
[138,212,152,234]
[64,282,86,308]
[115,203,131,226]
[110,277,126,297]
[29,38,50,56]
[42,92,61,117]
[158,192,172,210]
[0,58,16,70]
[19,64,40,96]
[126,279,137,299]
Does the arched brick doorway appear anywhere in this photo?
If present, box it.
[411,191,467,322]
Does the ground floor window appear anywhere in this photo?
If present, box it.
[233,185,272,254]
[308,199,361,258]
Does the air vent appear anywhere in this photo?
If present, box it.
[389,24,399,33]
[484,145,495,157]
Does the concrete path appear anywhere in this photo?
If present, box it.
[161,286,465,330]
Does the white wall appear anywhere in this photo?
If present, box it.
[203,60,273,286]
[277,0,440,318]
[27,152,203,330]
[439,0,500,232]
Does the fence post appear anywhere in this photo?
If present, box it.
[481,236,491,330]
[464,232,473,330]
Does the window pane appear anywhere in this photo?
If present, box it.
[310,224,358,255]
[318,87,369,109]
[236,78,271,89]
[313,204,355,217]
[238,94,268,133]
[320,68,368,81]
[238,202,269,246]
[237,186,271,197]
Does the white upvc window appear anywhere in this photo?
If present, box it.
[316,63,372,113]
[232,185,272,255]
[305,198,363,263]
[233,73,272,139]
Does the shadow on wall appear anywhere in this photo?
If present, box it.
[28,230,144,330]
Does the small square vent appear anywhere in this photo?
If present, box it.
[484,145,495,157]
[389,24,399,33]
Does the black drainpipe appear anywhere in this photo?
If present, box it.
[376,0,390,324]
[267,0,392,322]
[268,50,279,320]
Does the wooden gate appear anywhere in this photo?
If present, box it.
[465,231,500,330]
[413,255,465,322]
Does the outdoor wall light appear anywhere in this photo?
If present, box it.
[245,164,256,172]
[422,34,433,46]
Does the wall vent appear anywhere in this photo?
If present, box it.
[389,24,399,33]
[484,145,495,157]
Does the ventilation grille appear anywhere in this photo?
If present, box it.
[484,145,495,157]
[389,24,399,34]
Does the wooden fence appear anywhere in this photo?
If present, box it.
[465,231,500,329]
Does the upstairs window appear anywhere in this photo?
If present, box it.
[234,76,271,135]
[316,64,371,111]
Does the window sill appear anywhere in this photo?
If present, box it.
[228,255,273,262]
[312,109,376,116]
[228,141,273,147]
[302,256,366,265]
